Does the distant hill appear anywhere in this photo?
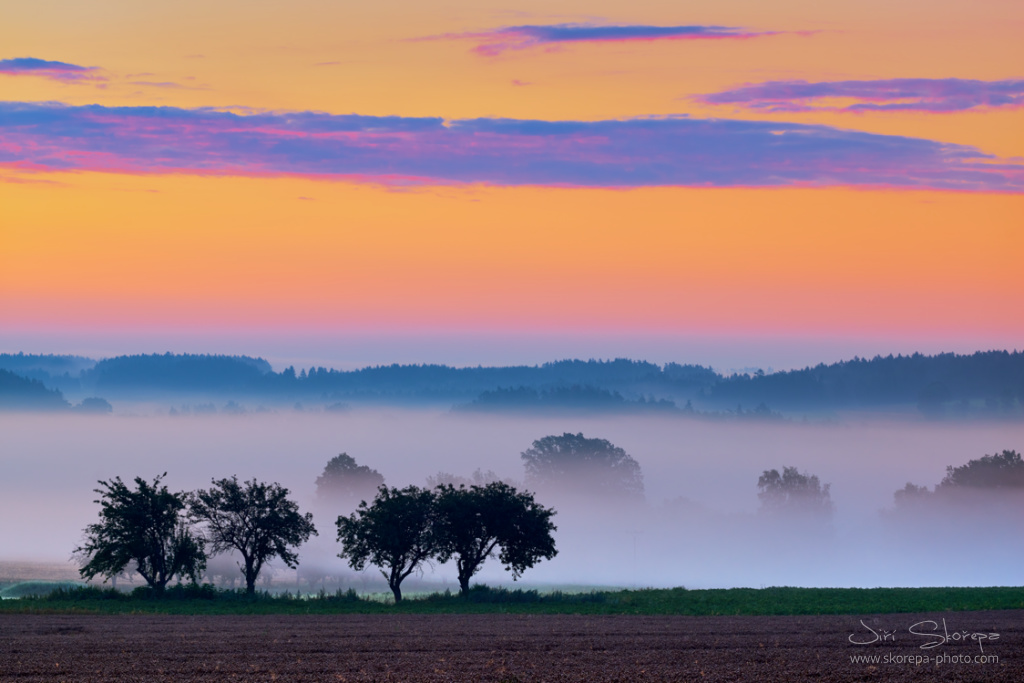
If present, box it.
[83,353,273,395]
[703,351,1024,414]
[0,369,71,411]
[0,353,96,394]
[455,385,679,414]
[299,358,717,403]
[1,350,1020,418]
[0,352,96,375]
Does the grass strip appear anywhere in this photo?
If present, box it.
[2,584,1023,616]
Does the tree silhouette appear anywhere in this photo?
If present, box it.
[433,482,556,595]
[336,486,436,603]
[76,474,205,591]
[315,453,385,509]
[939,450,1024,490]
[887,450,1024,520]
[521,432,644,500]
[892,482,932,509]
[190,476,317,594]
[757,466,833,516]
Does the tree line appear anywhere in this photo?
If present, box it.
[8,350,1020,416]
[0,369,110,413]
[75,474,557,602]
[74,432,645,600]
[73,430,1022,599]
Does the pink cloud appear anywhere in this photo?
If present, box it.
[0,57,105,84]
[428,24,778,57]
[1,101,1020,192]
[697,78,1024,113]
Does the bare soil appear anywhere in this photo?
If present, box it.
[1,611,1020,681]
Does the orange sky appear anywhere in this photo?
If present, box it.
[1,0,1021,365]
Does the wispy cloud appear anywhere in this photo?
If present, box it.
[0,101,1019,191]
[0,57,105,83]
[697,78,1024,113]
[432,24,776,57]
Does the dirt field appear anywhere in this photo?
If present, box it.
[1,611,1020,681]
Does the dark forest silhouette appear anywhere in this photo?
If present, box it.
[2,350,1022,418]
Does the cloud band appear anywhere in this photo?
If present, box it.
[698,78,1024,113]
[435,24,773,56]
[0,57,104,83]
[1,102,1020,191]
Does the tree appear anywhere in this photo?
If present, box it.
[75,474,205,591]
[886,450,1024,519]
[757,466,833,516]
[433,482,557,595]
[336,485,436,603]
[315,453,385,508]
[938,449,1024,490]
[190,476,317,594]
[520,432,644,500]
[892,482,932,508]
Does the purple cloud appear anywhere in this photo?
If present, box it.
[698,78,1024,113]
[0,57,104,83]
[0,101,1020,191]
[435,24,774,57]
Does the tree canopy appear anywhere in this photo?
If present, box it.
[433,482,557,595]
[190,476,317,594]
[336,485,436,603]
[315,453,385,508]
[939,449,1024,489]
[892,449,1024,510]
[757,466,833,516]
[520,432,644,500]
[76,474,205,591]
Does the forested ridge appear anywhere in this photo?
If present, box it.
[1,350,1021,416]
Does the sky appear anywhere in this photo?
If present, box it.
[1,0,1022,371]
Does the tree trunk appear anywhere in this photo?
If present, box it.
[147,566,169,593]
[245,558,257,595]
[390,581,402,603]
[457,555,475,596]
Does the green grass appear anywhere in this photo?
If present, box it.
[0,580,86,599]
[2,584,1023,616]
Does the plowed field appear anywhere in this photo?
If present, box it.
[1,611,1020,681]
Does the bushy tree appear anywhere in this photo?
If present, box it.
[315,453,385,508]
[892,482,932,508]
[336,486,436,603]
[433,482,557,595]
[76,474,205,591]
[757,466,833,516]
[888,450,1023,519]
[190,476,317,594]
[521,432,644,500]
[938,449,1024,489]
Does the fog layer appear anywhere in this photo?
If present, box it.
[2,410,1020,588]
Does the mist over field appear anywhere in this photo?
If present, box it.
[3,409,1020,590]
